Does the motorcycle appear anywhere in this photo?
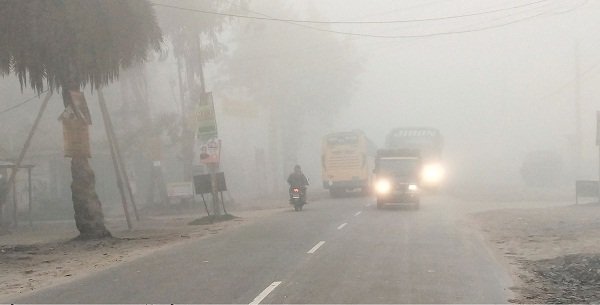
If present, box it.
[289,187,306,211]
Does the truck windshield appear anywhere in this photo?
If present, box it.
[389,137,435,149]
[377,158,420,177]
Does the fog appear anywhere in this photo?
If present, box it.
[227,0,600,194]
[2,0,600,217]
[313,0,600,191]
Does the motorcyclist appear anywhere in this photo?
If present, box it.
[287,165,309,201]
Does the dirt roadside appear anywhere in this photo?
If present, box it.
[0,202,285,302]
[472,201,600,304]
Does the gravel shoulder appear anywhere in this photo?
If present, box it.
[472,201,600,303]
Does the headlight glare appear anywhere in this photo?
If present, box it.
[375,179,392,194]
[422,163,445,184]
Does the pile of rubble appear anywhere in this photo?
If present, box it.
[523,253,600,304]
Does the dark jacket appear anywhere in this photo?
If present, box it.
[287,172,309,187]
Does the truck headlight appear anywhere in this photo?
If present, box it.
[422,163,444,185]
[375,179,392,194]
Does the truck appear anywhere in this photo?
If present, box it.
[385,127,444,189]
[373,149,421,209]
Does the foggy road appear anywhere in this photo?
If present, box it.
[11,195,512,304]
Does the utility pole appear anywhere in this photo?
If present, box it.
[268,109,280,195]
[99,90,140,221]
[175,33,221,215]
[574,40,582,178]
[98,90,132,230]
[597,111,600,201]
[177,57,186,119]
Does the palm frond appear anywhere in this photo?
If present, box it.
[0,0,163,93]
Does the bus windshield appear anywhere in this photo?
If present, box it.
[327,134,359,146]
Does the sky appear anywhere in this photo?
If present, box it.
[2,0,600,202]
[250,0,600,186]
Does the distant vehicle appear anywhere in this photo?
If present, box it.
[385,127,444,188]
[321,130,376,197]
[520,150,564,187]
[373,149,421,209]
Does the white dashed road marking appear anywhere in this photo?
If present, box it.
[354,211,362,216]
[307,241,326,254]
[249,281,282,305]
[337,223,347,230]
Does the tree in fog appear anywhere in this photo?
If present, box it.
[221,4,362,189]
[0,0,162,239]
[155,0,245,181]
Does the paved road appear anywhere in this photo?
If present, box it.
[12,195,512,303]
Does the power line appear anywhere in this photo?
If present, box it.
[436,0,560,33]
[155,1,585,39]
[350,0,455,20]
[551,0,589,14]
[0,89,49,115]
[152,0,550,24]
[240,8,548,40]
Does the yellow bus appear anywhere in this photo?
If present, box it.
[321,130,376,197]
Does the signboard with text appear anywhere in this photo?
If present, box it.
[167,182,194,198]
[199,138,221,164]
[195,92,218,141]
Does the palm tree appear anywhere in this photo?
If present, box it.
[0,0,162,239]
[156,0,241,184]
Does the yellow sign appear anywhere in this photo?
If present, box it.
[62,119,91,158]
[59,91,92,158]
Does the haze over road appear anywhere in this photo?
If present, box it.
[11,195,513,304]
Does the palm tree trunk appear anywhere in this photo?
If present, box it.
[63,88,111,239]
[71,156,111,239]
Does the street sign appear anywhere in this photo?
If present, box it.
[59,91,93,158]
[167,182,194,198]
[199,138,221,164]
[195,92,218,141]
[193,172,227,194]
[61,117,91,158]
